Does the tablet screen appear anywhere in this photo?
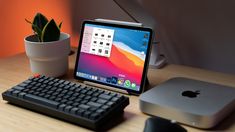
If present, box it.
[74,21,152,94]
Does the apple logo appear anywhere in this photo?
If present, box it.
[182,90,200,98]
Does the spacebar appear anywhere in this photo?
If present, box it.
[24,94,59,109]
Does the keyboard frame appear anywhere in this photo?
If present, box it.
[2,77,130,130]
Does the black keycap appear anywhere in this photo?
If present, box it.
[52,92,59,96]
[63,81,70,85]
[85,87,92,91]
[49,96,56,100]
[26,85,34,89]
[53,83,60,86]
[67,91,73,95]
[90,113,100,120]
[68,96,76,101]
[54,78,59,82]
[47,91,53,95]
[83,111,91,118]
[24,94,59,108]
[38,93,45,97]
[58,104,66,111]
[50,87,57,91]
[69,83,75,87]
[72,102,79,107]
[56,88,63,92]
[28,90,34,94]
[61,90,68,94]
[111,97,119,102]
[76,109,85,116]
[81,90,87,94]
[18,83,28,87]
[64,85,70,90]
[101,105,110,111]
[33,91,40,95]
[44,94,50,99]
[57,94,64,98]
[97,99,107,104]
[87,101,102,108]
[18,92,26,98]
[66,101,73,105]
[41,89,48,93]
[75,88,82,92]
[64,106,73,112]
[104,91,110,95]
[13,86,25,91]
[6,89,14,95]
[38,79,44,83]
[106,101,115,106]
[79,104,90,110]
[99,94,112,100]
[97,89,104,94]
[84,96,91,100]
[59,80,65,83]
[60,99,68,103]
[59,84,65,88]
[70,107,79,114]
[96,109,105,114]
[92,93,99,97]
[69,87,76,91]
[22,89,29,93]
[48,81,54,85]
[43,80,49,84]
[72,93,79,97]
[75,98,81,103]
[78,94,85,99]
[55,98,62,102]
[24,80,32,84]
[81,100,88,104]
[86,91,93,95]
[90,97,98,102]
[63,95,70,99]
[89,107,97,112]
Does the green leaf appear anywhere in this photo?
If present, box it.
[32,13,48,33]
[41,19,60,42]
[58,22,62,29]
[25,18,42,41]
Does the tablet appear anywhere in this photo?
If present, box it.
[74,20,152,95]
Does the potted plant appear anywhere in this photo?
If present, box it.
[24,13,70,77]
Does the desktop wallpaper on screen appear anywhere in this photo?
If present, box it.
[76,23,150,91]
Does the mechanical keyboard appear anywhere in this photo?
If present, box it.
[2,75,129,130]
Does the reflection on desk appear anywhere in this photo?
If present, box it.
[0,49,235,132]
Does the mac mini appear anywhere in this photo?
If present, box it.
[140,77,235,129]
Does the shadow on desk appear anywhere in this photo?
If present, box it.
[98,111,137,131]
[211,110,235,131]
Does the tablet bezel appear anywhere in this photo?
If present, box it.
[74,20,152,95]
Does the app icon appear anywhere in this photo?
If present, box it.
[106,77,111,83]
[117,78,124,85]
[124,80,131,87]
[94,76,98,80]
[111,77,118,84]
[89,75,92,79]
[100,77,106,82]
[144,34,148,38]
[143,41,147,46]
[131,83,136,89]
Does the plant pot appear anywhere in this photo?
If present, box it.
[24,32,71,77]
